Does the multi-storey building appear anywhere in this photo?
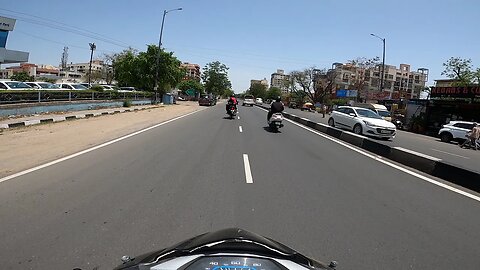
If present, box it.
[180,62,201,81]
[270,69,290,93]
[250,78,269,88]
[331,63,428,100]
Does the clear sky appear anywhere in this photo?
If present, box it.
[2,0,479,92]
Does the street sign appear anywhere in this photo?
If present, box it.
[185,89,195,96]
[0,16,16,31]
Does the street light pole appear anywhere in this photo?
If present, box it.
[154,7,182,103]
[370,34,386,95]
[88,42,96,86]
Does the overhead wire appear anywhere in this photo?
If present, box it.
[0,9,138,50]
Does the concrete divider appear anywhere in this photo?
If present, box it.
[389,147,438,175]
[40,119,54,124]
[8,122,25,128]
[339,132,365,147]
[432,162,480,191]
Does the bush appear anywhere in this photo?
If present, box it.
[123,99,132,107]
[90,85,104,91]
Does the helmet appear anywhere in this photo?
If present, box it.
[275,96,281,102]
[230,94,235,98]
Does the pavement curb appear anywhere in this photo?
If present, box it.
[0,105,161,130]
[255,104,480,192]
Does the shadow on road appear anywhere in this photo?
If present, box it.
[263,126,281,133]
[222,116,235,120]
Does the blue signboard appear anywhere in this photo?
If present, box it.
[0,30,8,48]
[336,89,347,97]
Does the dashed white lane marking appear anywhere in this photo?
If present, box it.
[239,126,243,133]
[243,154,254,184]
[237,116,240,120]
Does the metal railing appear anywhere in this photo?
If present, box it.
[0,90,154,105]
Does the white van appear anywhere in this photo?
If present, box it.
[354,103,392,122]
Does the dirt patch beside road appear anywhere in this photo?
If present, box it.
[0,102,203,178]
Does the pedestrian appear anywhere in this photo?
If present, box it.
[460,123,480,150]
[322,104,327,118]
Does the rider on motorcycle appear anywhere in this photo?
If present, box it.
[268,96,284,121]
[226,94,238,113]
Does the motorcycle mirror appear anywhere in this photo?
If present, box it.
[121,255,133,263]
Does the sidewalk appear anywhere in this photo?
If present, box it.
[0,104,162,129]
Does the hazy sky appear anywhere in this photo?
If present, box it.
[2,0,479,92]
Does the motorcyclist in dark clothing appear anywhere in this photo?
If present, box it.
[268,96,284,121]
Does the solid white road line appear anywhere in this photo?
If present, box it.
[239,126,243,133]
[431,148,470,159]
[243,154,254,184]
[255,106,480,202]
[0,109,204,184]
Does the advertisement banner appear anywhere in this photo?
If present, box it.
[0,16,16,31]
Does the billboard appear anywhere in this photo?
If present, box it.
[0,16,16,31]
[336,89,358,98]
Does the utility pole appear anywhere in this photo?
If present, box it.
[154,7,182,103]
[370,34,386,94]
[88,43,96,86]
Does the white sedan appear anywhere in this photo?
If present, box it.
[328,106,396,140]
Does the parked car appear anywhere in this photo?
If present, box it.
[255,98,263,104]
[94,84,119,91]
[328,106,397,140]
[0,80,33,90]
[198,95,216,106]
[55,83,88,90]
[79,83,91,89]
[354,103,392,122]
[242,95,255,106]
[25,82,61,90]
[118,86,137,92]
[438,121,477,143]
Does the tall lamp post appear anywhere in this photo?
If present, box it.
[154,7,182,102]
[88,42,96,86]
[370,33,386,95]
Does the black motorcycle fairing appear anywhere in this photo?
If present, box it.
[114,228,332,270]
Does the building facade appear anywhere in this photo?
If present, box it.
[0,63,60,79]
[331,63,428,100]
[65,60,104,74]
[180,62,201,81]
[250,78,269,88]
[270,69,290,93]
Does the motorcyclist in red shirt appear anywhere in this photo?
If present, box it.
[226,94,238,113]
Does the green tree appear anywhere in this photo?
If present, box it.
[223,89,235,98]
[10,72,34,82]
[112,45,184,93]
[201,61,232,96]
[441,57,474,86]
[248,82,267,99]
[178,79,205,95]
[266,87,282,100]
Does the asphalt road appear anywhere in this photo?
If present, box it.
[283,107,480,173]
[1,104,479,269]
